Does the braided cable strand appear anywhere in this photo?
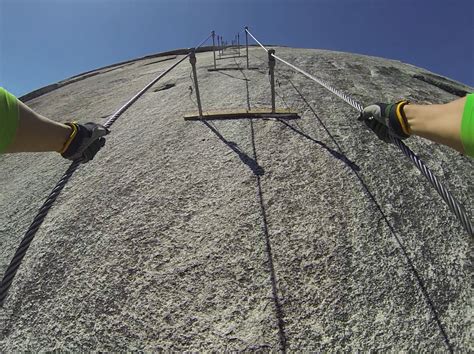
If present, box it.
[0,32,214,307]
[104,32,213,129]
[245,28,268,52]
[245,29,473,236]
[0,160,81,306]
[195,33,214,50]
[104,54,190,129]
[272,53,364,112]
[391,137,473,236]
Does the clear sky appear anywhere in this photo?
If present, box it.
[1,0,473,97]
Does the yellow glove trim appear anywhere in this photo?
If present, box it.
[396,101,411,136]
[58,122,78,154]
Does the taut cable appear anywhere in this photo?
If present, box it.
[244,28,472,236]
[0,32,214,307]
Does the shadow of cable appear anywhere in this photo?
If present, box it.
[228,60,288,351]
[213,70,250,81]
[202,121,264,176]
[277,119,360,172]
[234,57,252,111]
[201,119,287,352]
[229,52,452,351]
[216,55,242,61]
[249,119,288,352]
[287,79,453,352]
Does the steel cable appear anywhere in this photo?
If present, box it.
[245,29,268,52]
[0,160,81,307]
[245,28,473,236]
[0,32,213,307]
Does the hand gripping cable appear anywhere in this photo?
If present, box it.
[245,28,473,237]
[0,32,213,307]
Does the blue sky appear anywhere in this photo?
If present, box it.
[1,0,473,97]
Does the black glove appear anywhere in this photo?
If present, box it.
[359,101,411,140]
[61,122,109,162]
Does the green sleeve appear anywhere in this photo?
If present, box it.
[0,87,19,153]
[461,93,474,158]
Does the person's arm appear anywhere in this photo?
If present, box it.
[361,94,474,157]
[1,87,109,162]
[5,99,73,153]
[404,97,465,153]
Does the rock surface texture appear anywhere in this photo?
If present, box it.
[0,46,472,351]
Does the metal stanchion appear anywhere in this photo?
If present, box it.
[268,49,276,113]
[212,31,216,69]
[189,49,203,117]
[238,33,240,56]
[245,26,249,69]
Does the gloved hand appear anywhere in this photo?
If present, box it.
[359,101,411,140]
[60,122,110,162]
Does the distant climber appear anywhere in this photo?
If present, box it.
[0,87,108,162]
[360,94,474,158]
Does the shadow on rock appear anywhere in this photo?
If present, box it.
[278,119,360,172]
[202,121,264,176]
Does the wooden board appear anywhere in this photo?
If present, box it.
[184,108,300,121]
[207,67,259,71]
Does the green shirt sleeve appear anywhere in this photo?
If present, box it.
[0,87,19,153]
[461,93,474,158]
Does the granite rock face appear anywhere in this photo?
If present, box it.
[0,46,472,351]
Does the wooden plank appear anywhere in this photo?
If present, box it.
[208,67,259,72]
[184,109,300,121]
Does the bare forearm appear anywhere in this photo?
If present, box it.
[404,97,465,153]
[5,100,72,153]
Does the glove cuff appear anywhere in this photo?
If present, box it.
[396,100,411,135]
[58,122,79,154]
[387,101,411,138]
[61,122,87,159]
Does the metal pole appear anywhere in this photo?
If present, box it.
[189,49,203,117]
[245,26,249,69]
[238,33,240,56]
[212,31,216,69]
[268,49,276,113]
